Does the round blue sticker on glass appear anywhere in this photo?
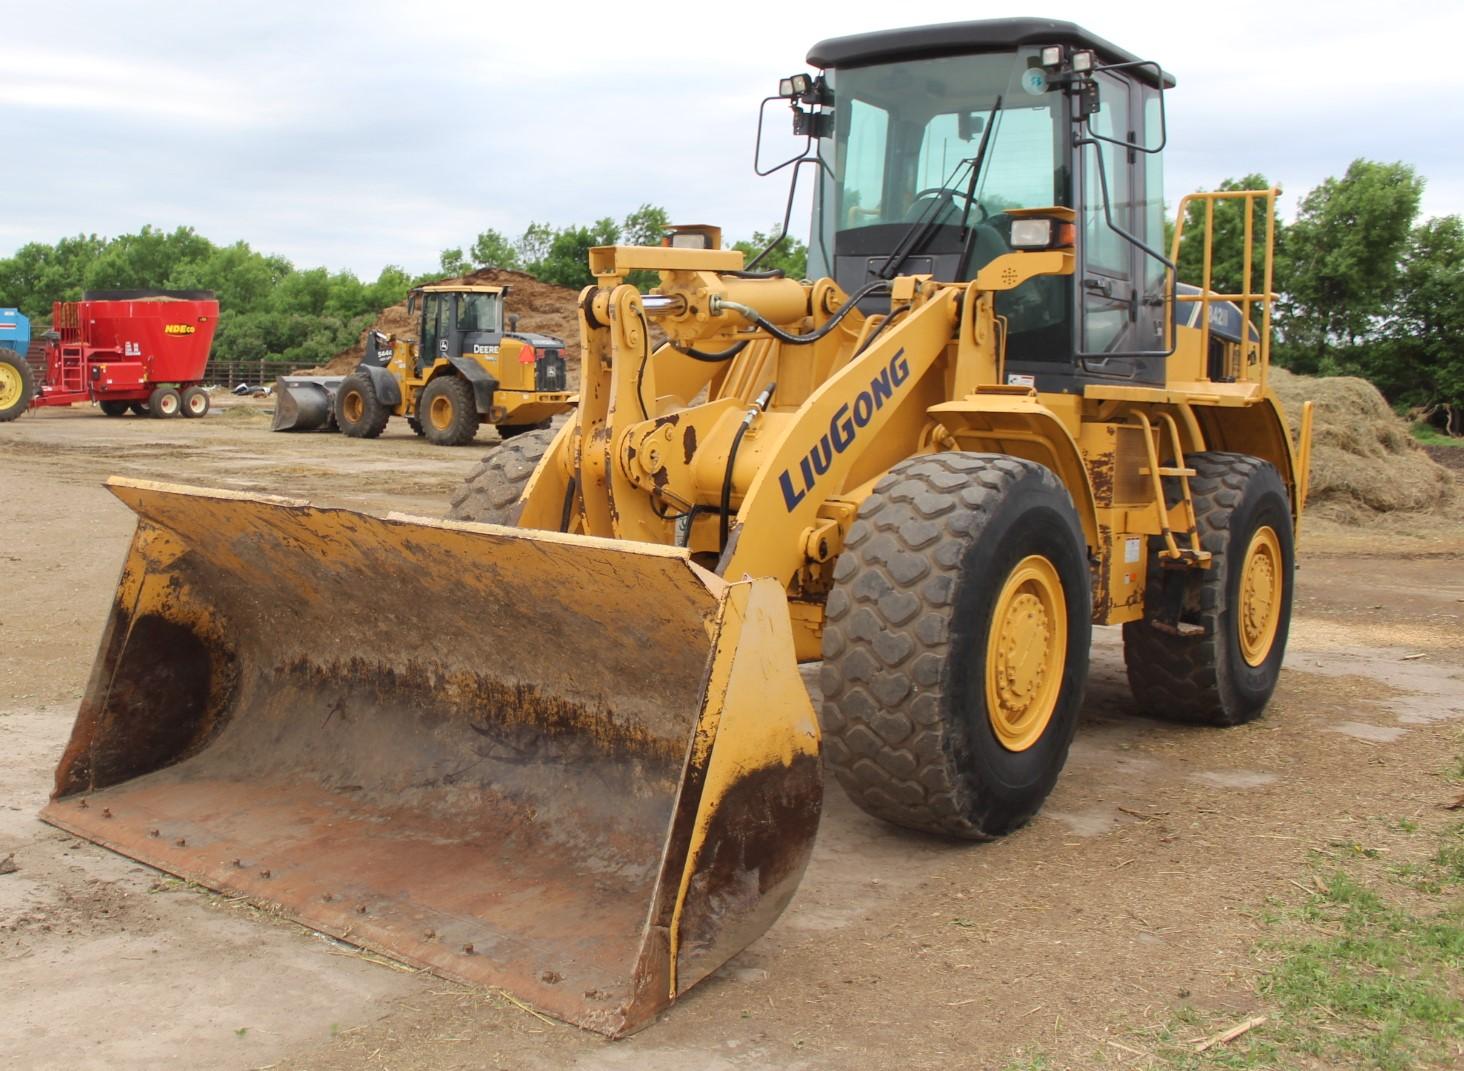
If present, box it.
[1020,68,1049,96]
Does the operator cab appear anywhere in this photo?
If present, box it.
[409,286,507,371]
[797,18,1172,391]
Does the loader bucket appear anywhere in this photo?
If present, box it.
[270,375,342,431]
[42,478,822,1037]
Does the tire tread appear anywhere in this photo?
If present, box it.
[1122,452,1287,726]
[821,453,1085,839]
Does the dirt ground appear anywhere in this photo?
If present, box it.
[2,400,1462,1071]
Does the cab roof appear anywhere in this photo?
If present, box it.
[807,18,1174,87]
[414,284,508,295]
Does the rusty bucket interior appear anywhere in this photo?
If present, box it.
[42,478,821,1037]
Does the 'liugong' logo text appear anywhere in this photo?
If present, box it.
[779,349,911,510]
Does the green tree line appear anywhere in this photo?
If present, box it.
[1173,160,1462,431]
[437,205,809,288]
[0,226,415,366]
[3,171,1453,430]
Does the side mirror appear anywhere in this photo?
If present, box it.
[957,112,986,141]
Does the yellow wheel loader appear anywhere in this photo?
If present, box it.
[44,18,1312,1038]
[271,283,576,445]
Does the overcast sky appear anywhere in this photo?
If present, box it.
[3,1,1459,279]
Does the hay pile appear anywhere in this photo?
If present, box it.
[308,269,582,379]
[1269,366,1457,522]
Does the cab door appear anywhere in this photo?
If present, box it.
[1079,70,1136,359]
[421,294,454,367]
[1076,71,1166,381]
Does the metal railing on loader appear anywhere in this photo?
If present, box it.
[1168,187,1277,390]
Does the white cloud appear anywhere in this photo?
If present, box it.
[0,48,278,125]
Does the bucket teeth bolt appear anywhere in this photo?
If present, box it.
[259,869,271,879]
[175,838,187,847]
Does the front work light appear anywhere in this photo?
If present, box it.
[1010,220,1053,248]
[779,73,812,98]
[1010,218,1076,249]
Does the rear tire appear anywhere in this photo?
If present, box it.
[129,401,149,416]
[820,453,1091,840]
[180,385,209,418]
[334,373,389,438]
[148,386,181,418]
[0,349,34,422]
[498,419,552,440]
[1123,452,1295,726]
[99,400,131,417]
[407,415,424,437]
[419,375,479,446]
[448,426,558,525]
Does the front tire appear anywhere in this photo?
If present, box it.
[148,386,181,418]
[99,400,131,417]
[0,349,35,422]
[1123,452,1295,726]
[820,453,1092,840]
[180,385,210,418]
[419,375,479,446]
[334,373,389,438]
[448,426,557,525]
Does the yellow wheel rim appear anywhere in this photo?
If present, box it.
[343,391,364,423]
[1238,525,1283,667]
[985,555,1067,752]
[0,363,22,410]
[429,393,454,430]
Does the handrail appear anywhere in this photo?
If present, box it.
[1168,188,1278,391]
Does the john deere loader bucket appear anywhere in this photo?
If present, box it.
[41,478,822,1037]
[270,375,342,431]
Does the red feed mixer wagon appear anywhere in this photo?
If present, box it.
[0,289,219,422]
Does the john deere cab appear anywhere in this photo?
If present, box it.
[330,284,574,445]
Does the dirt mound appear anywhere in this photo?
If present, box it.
[305,269,582,378]
[1269,366,1457,522]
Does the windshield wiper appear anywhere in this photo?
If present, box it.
[958,94,1002,233]
[877,94,1003,282]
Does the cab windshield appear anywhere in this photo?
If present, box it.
[457,292,502,334]
[810,48,1069,280]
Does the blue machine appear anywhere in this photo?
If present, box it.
[0,308,30,355]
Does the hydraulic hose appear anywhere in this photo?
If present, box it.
[719,380,777,552]
[711,280,891,346]
[672,339,751,363]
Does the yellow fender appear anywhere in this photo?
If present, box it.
[927,394,1101,550]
